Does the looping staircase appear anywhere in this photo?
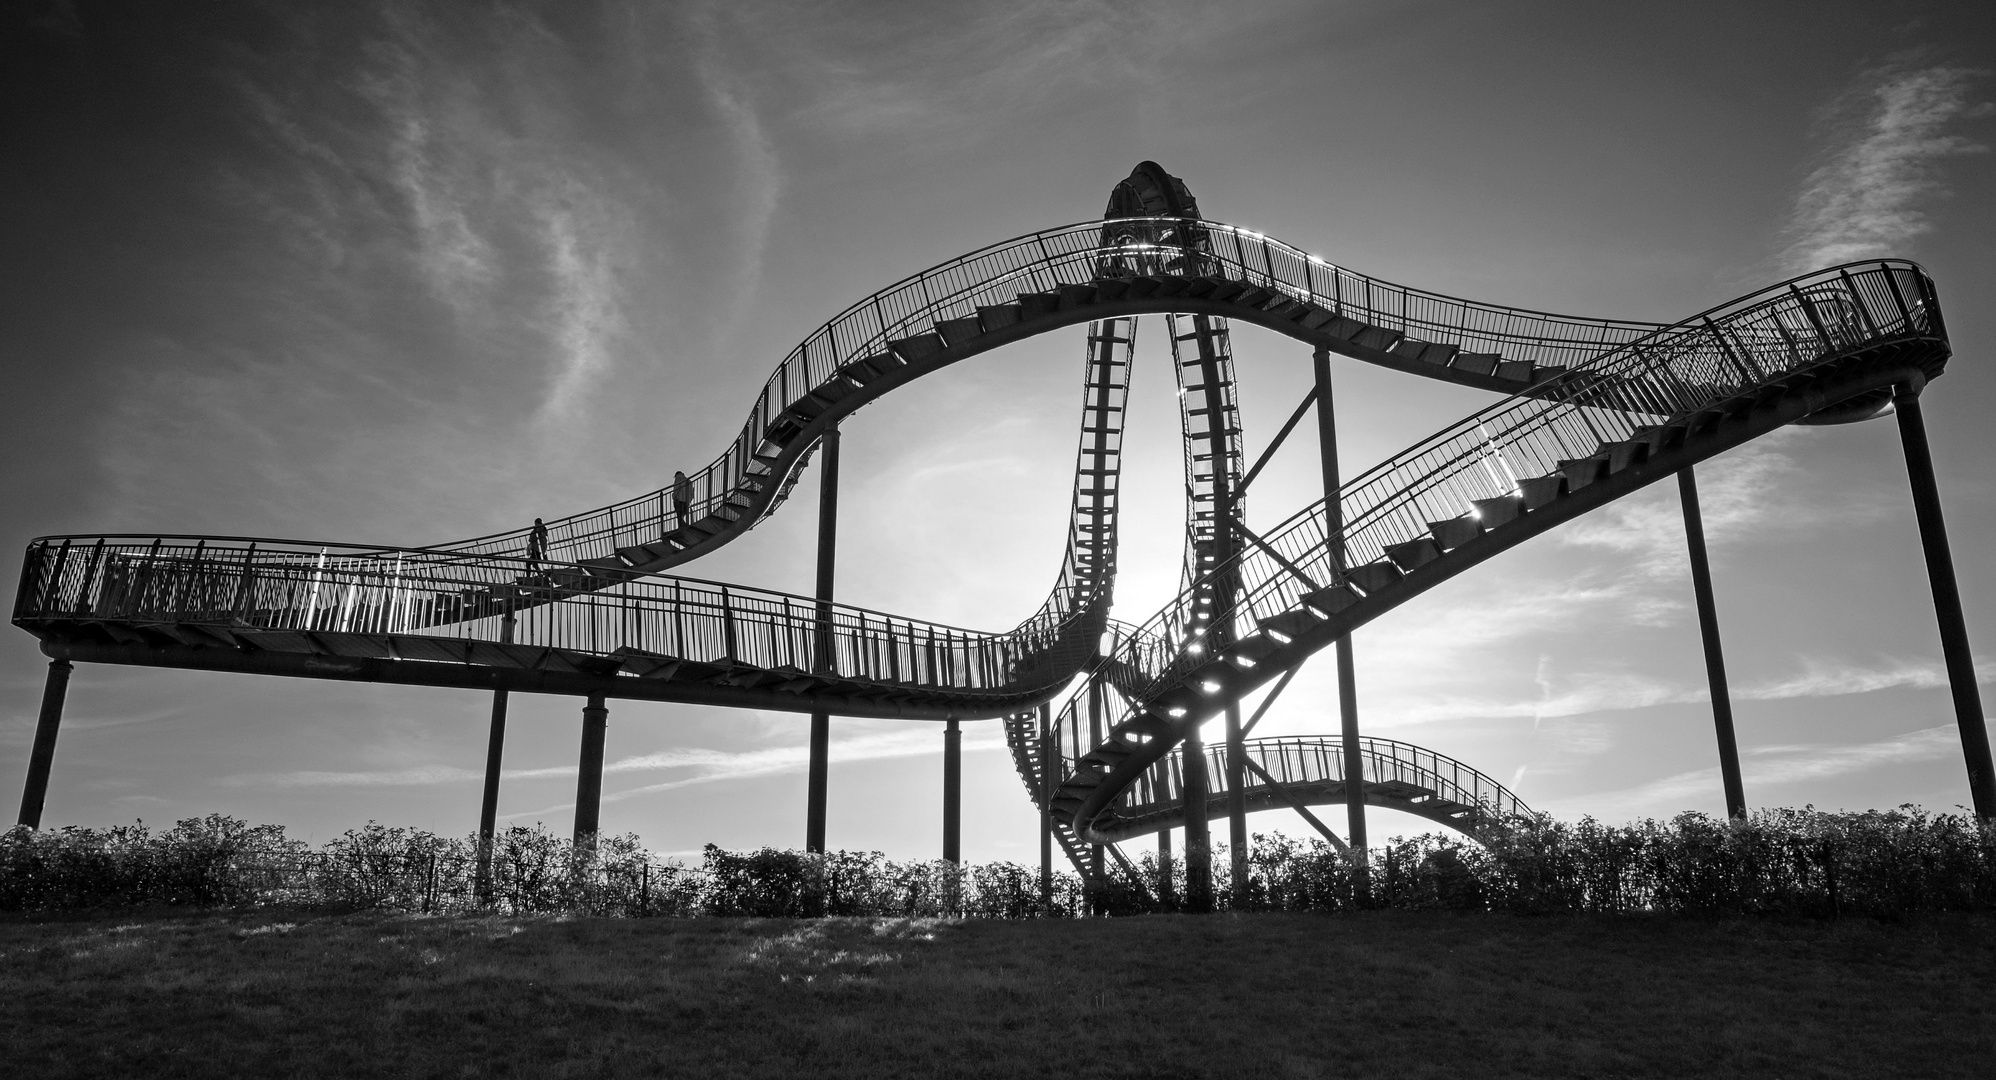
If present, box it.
[12,164,1952,875]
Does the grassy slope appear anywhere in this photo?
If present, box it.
[1,911,1991,1079]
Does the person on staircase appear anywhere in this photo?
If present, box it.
[525,517,549,578]
[672,471,694,534]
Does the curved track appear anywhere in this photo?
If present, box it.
[13,164,1951,859]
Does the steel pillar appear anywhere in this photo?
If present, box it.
[1678,467,1746,819]
[1156,826,1174,908]
[1315,344,1369,896]
[807,426,840,852]
[16,659,73,829]
[942,718,961,863]
[1894,387,1996,819]
[573,693,608,852]
[1180,719,1213,912]
[1224,699,1249,906]
[475,606,517,899]
[1038,702,1053,910]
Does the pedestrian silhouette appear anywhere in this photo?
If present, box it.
[526,517,548,575]
[672,471,693,530]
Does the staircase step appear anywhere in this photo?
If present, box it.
[1595,439,1646,473]
[1472,494,1524,529]
[1427,514,1483,550]
[1057,284,1099,309]
[1518,474,1565,509]
[1258,608,1324,641]
[1452,352,1500,376]
[1297,306,1338,331]
[1091,277,1131,302]
[1018,291,1063,320]
[1496,360,1534,382]
[1557,456,1608,491]
[1350,326,1402,352]
[1345,560,1403,594]
[1302,583,1361,617]
[1319,315,1369,341]
[934,316,983,347]
[1229,633,1284,668]
[887,333,944,363]
[1393,339,1459,367]
[1384,537,1443,572]
[976,304,1022,332]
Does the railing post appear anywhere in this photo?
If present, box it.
[1678,468,1746,819]
[1315,344,1369,898]
[807,425,840,853]
[1893,386,1996,819]
[942,718,961,863]
[16,659,74,829]
[475,602,517,903]
[573,693,608,856]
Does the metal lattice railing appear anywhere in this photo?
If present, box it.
[429,218,1673,570]
[1043,259,1939,779]
[1124,736,1530,826]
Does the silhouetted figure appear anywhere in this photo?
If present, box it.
[526,517,548,575]
[672,471,693,531]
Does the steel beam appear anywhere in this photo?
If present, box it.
[1894,387,1996,819]
[573,693,608,853]
[16,659,73,829]
[1678,467,1746,819]
[1038,703,1053,910]
[807,426,840,852]
[942,718,961,863]
[1180,718,1213,912]
[475,606,517,900]
[1315,343,1370,897]
[1225,699,1249,907]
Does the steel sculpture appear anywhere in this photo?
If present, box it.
[12,164,1986,907]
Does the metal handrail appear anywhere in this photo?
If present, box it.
[1041,259,1939,776]
[1124,735,1531,827]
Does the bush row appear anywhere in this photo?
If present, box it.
[3,807,1991,918]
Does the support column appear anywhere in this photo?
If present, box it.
[1894,387,1996,819]
[1181,721,1213,912]
[1038,703,1053,910]
[1156,826,1175,909]
[1224,700,1249,907]
[475,606,517,900]
[807,426,841,852]
[16,659,73,829]
[573,693,607,853]
[1315,344,1369,898]
[942,718,961,863]
[1678,467,1746,819]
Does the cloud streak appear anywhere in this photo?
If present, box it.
[1781,59,1989,273]
[221,725,1013,797]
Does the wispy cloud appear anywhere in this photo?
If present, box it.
[1562,722,1986,818]
[220,724,1011,798]
[1780,59,1989,273]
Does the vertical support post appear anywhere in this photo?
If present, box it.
[1224,700,1249,907]
[16,659,73,829]
[573,693,608,854]
[1894,387,1996,819]
[1086,679,1105,911]
[1678,467,1746,819]
[1038,702,1054,911]
[942,718,961,863]
[1156,826,1174,909]
[807,426,841,852]
[1181,721,1213,912]
[1315,343,1369,898]
[475,604,517,901]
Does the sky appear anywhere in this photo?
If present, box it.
[3,0,1993,863]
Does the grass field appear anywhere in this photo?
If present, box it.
[3,910,1991,1078]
